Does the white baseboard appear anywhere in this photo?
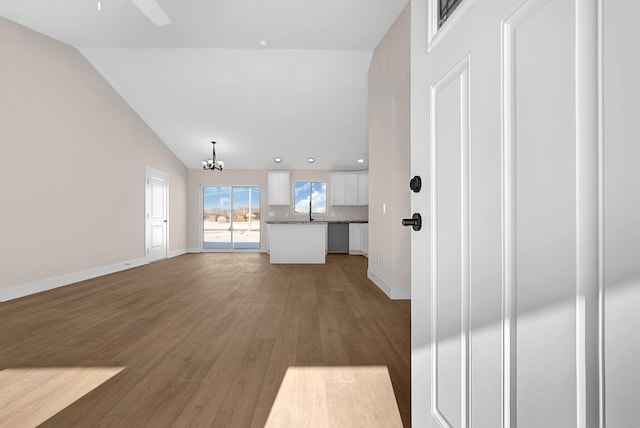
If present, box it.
[168,248,187,258]
[0,257,148,302]
[349,251,368,258]
[187,248,201,253]
[367,269,411,300]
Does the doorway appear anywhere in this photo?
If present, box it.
[203,186,261,250]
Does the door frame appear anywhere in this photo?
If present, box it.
[145,166,169,261]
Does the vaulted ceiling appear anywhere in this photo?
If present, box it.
[0,0,408,170]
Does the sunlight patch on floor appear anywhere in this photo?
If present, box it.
[265,365,403,428]
[0,367,124,427]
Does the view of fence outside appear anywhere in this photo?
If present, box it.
[203,186,260,249]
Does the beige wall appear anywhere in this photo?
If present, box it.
[187,169,368,251]
[367,4,411,299]
[0,17,188,294]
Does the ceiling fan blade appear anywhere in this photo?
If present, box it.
[130,0,171,26]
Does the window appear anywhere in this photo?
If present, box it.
[439,0,464,27]
[203,186,260,250]
[294,181,327,215]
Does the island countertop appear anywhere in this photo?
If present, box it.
[266,220,327,224]
[266,220,367,224]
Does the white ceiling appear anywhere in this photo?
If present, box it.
[0,0,408,170]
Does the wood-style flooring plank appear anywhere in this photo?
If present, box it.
[0,253,411,427]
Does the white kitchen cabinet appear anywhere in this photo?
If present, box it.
[349,223,361,253]
[345,174,359,205]
[331,173,347,206]
[268,172,290,206]
[361,223,368,256]
[331,171,368,206]
[349,223,368,256]
[265,223,271,252]
[357,171,368,205]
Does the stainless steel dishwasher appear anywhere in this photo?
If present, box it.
[327,222,349,253]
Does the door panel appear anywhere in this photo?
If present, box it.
[431,56,469,428]
[603,2,640,426]
[231,186,261,250]
[149,177,166,251]
[203,186,231,249]
[145,167,168,261]
[427,2,519,426]
[413,0,637,427]
[508,1,577,426]
[413,0,587,426]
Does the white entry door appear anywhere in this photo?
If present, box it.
[410,0,601,427]
[145,166,168,261]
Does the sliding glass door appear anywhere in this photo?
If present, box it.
[203,186,260,250]
[231,187,261,249]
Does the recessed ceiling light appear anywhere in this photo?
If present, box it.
[259,40,269,47]
[357,158,365,164]
[307,157,315,163]
[274,157,282,163]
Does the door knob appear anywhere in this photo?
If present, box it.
[409,176,422,193]
[402,213,422,231]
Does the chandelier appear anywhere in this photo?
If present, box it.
[202,141,224,171]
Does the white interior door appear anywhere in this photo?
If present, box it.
[602,2,640,426]
[410,0,601,426]
[145,166,168,261]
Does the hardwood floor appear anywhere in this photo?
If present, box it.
[0,253,411,427]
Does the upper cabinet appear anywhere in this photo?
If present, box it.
[268,171,290,206]
[331,174,346,206]
[358,171,368,206]
[331,171,368,206]
[344,173,359,205]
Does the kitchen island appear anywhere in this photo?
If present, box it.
[267,221,328,264]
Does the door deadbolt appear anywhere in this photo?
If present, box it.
[409,176,422,193]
